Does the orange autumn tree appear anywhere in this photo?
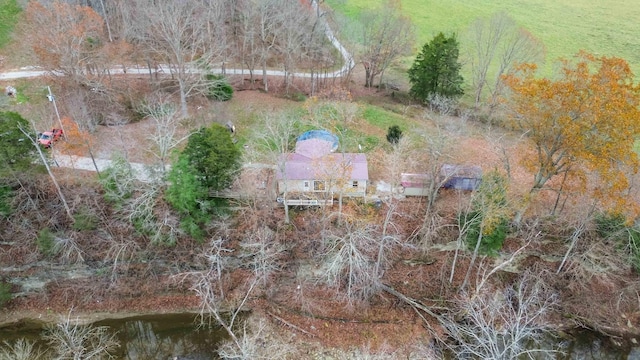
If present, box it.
[57,116,100,175]
[502,51,640,214]
[25,1,105,80]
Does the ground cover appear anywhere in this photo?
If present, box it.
[326,0,640,77]
[0,0,20,50]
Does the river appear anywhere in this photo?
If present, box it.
[0,313,228,359]
[0,313,639,359]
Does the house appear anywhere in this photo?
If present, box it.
[275,131,368,205]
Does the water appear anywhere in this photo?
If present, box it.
[1,314,639,359]
[0,313,229,359]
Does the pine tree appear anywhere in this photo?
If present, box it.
[408,32,464,102]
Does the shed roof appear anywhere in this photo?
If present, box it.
[440,164,483,178]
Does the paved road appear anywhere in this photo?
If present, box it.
[0,1,353,81]
[2,1,353,178]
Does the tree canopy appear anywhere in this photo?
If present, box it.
[166,123,240,239]
[408,32,464,102]
[181,124,240,191]
[502,51,640,214]
[0,111,36,175]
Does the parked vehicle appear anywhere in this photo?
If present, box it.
[38,128,63,148]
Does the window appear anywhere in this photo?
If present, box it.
[303,181,309,189]
[313,180,325,191]
[352,181,359,188]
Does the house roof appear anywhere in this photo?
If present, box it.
[295,138,336,159]
[276,153,368,181]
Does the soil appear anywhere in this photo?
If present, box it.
[1,72,640,358]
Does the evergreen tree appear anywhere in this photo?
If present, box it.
[181,124,240,191]
[386,125,403,145]
[166,123,240,239]
[0,111,36,175]
[408,32,464,102]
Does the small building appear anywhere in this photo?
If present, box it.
[400,173,433,196]
[275,130,368,205]
[400,165,482,196]
[440,164,482,191]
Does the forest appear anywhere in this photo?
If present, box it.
[0,0,639,359]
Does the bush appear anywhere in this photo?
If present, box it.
[595,211,640,272]
[206,74,233,101]
[386,125,403,144]
[36,229,57,257]
[0,185,13,218]
[72,207,98,231]
[462,210,509,255]
[462,170,510,256]
[0,281,11,309]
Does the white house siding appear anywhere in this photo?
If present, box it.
[278,179,367,198]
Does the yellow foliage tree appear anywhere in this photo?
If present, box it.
[502,51,640,215]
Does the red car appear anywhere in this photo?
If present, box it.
[38,128,63,148]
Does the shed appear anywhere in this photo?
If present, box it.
[440,164,482,191]
[400,173,433,196]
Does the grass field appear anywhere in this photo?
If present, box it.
[0,0,20,50]
[326,0,640,77]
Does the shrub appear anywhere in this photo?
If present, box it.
[595,211,640,272]
[99,154,135,207]
[36,229,57,257]
[0,185,13,218]
[0,281,11,309]
[206,74,233,101]
[386,125,403,144]
[72,207,98,231]
[462,170,510,256]
[462,210,509,255]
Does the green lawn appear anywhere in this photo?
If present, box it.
[0,0,20,49]
[326,0,640,77]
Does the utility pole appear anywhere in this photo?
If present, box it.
[47,85,67,140]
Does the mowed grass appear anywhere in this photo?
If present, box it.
[0,0,20,49]
[326,0,640,77]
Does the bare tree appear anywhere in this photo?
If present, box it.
[440,271,561,359]
[467,12,545,109]
[137,96,189,174]
[359,0,414,88]
[248,110,299,224]
[216,316,291,360]
[43,314,120,360]
[254,0,283,92]
[235,0,264,87]
[126,0,227,117]
[317,217,387,305]
[239,225,286,288]
[23,1,107,82]
[276,0,324,94]
[0,339,43,360]
[184,236,286,360]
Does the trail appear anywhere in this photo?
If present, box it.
[53,154,157,182]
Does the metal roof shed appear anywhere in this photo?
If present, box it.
[440,164,482,191]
